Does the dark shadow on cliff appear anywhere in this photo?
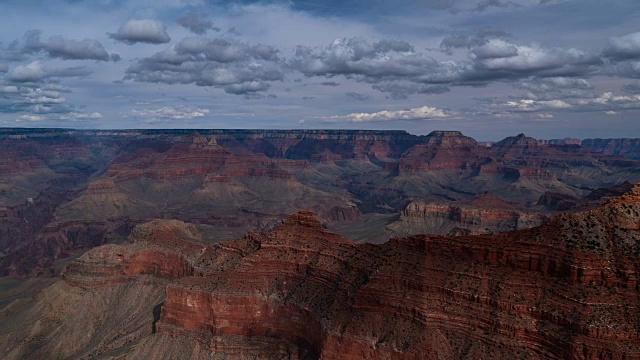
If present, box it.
[152,302,164,334]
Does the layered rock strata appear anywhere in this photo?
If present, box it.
[25,184,640,359]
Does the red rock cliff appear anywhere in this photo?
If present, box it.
[57,185,640,359]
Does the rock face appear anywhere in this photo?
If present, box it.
[539,138,582,146]
[4,185,639,359]
[391,194,548,235]
[538,182,635,212]
[398,131,479,173]
[582,138,640,159]
[3,128,640,276]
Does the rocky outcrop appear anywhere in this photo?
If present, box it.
[1,219,136,276]
[150,191,640,358]
[537,191,578,211]
[391,194,548,235]
[582,138,640,159]
[538,138,581,146]
[6,185,634,359]
[398,131,479,173]
[209,129,421,160]
[538,182,635,212]
[492,133,543,157]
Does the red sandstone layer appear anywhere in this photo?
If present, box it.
[54,184,640,359]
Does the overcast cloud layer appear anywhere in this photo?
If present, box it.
[1,0,639,140]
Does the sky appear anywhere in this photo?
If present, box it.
[1,0,640,140]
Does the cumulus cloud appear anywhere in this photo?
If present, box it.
[573,91,640,109]
[175,37,279,62]
[109,19,171,45]
[503,98,572,112]
[11,111,103,124]
[124,37,283,95]
[291,38,419,79]
[323,105,447,123]
[7,61,90,82]
[440,33,488,54]
[177,13,219,35]
[291,37,458,98]
[535,113,554,119]
[485,90,640,117]
[471,42,600,77]
[291,37,600,99]
[22,30,114,61]
[471,39,518,59]
[0,80,83,117]
[132,105,210,119]
[59,112,104,120]
[17,114,44,122]
[223,81,270,95]
[513,77,594,100]
[7,61,46,82]
[604,32,640,61]
[44,36,111,61]
[0,85,19,93]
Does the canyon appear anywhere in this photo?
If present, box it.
[1,128,640,358]
[1,183,640,359]
[2,128,640,275]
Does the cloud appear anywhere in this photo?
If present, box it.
[109,19,171,45]
[0,44,28,63]
[471,39,518,59]
[473,0,512,12]
[6,61,91,82]
[16,114,44,122]
[0,85,19,93]
[223,81,270,95]
[345,92,370,101]
[440,33,488,54]
[622,82,640,94]
[0,81,81,117]
[177,13,219,35]
[22,30,114,61]
[604,32,640,61]
[573,91,640,110]
[513,77,594,100]
[175,37,279,62]
[535,113,553,119]
[485,90,640,116]
[124,37,283,95]
[320,81,340,86]
[59,112,103,120]
[372,81,450,99]
[131,105,210,119]
[291,37,600,99]
[323,105,447,123]
[503,98,572,111]
[470,41,601,77]
[291,37,457,98]
[7,61,46,82]
[291,38,419,79]
[10,111,103,125]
